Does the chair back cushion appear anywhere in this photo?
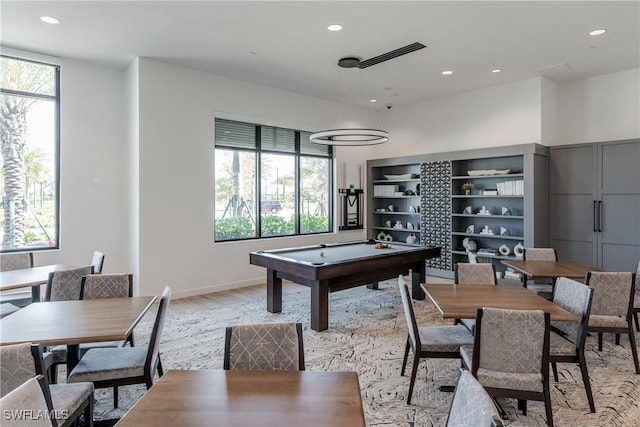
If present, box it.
[398,276,421,351]
[225,322,303,371]
[0,253,33,271]
[587,272,633,317]
[46,266,94,302]
[455,263,497,285]
[524,248,557,261]
[447,370,503,427]
[552,277,593,340]
[81,274,133,299]
[146,286,171,374]
[478,308,546,375]
[0,343,38,397]
[0,376,56,427]
[91,251,105,274]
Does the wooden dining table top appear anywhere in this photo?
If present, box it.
[0,296,157,346]
[500,259,599,279]
[0,264,75,292]
[114,369,366,427]
[423,284,580,322]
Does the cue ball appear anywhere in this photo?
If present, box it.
[320,251,324,257]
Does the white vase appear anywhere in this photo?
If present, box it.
[499,244,511,256]
[513,242,525,258]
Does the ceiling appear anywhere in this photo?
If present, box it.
[1,1,639,109]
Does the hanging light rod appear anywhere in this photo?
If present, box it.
[310,129,389,146]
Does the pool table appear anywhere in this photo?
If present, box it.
[249,240,441,331]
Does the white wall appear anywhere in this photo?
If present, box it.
[35,60,128,273]
[555,68,640,144]
[135,58,368,297]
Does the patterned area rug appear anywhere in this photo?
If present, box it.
[89,281,640,426]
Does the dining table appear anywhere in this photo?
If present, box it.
[0,296,157,373]
[500,259,599,285]
[0,264,75,302]
[423,283,580,322]
[114,369,366,427]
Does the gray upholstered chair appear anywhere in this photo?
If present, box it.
[0,375,57,427]
[90,251,105,274]
[44,266,94,302]
[586,271,639,374]
[0,342,94,427]
[446,369,503,427]
[0,302,20,318]
[224,322,305,371]
[522,247,557,291]
[454,263,497,334]
[549,277,595,412]
[398,276,474,404]
[0,252,33,271]
[460,307,553,427]
[68,286,171,408]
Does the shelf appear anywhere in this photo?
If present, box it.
[451,195,523,198]
[452,173,523,180]
[372,179,420,183]
[452,232,523,240]
[451,214,523,219]
[373,227,420,233]
[373,195,420,199]
[373,211,420,216]
[451,250,522,261]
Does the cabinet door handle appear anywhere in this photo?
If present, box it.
[598,200,603,232]
[593,200,598,232]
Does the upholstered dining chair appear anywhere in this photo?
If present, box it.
[522,247,557,290]
[50,274,136,393]
[549,277,596,412]
[585,271,639,374]
[0,342,94,427]
[460,308,553,427]
[446,369,503,427]
[0,252,34,271]
[633,258,640,332]
[68,286,171,408]
[224,322,305,371]
[90,251,105,274]
[454,263,497,334]
[44,266,94,302]
[0,375,57,427]
[398,276,474,404]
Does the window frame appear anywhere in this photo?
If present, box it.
[0,53,61,253]
[214,118,334,242]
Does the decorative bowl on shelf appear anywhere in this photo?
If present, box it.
[384,173,418,180]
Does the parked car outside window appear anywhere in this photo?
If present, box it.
[261,200,283,214]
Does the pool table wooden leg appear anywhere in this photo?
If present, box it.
[366,282,379,289]
[266,269,282,313]
[311,280,329,332]
[411,262,426,300]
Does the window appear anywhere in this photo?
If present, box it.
[0,55,60,251]
[214,119,333,241]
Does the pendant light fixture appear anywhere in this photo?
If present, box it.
[310,56,389,146]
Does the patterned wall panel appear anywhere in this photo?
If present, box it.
[420,161,452,271]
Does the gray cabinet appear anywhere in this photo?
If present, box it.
[550,139,640,271]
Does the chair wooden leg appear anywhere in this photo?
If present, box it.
[113,386,118,408]
[401,337,410,376]
[551,362,559,382]
[634,312,640,332]
[519,399,527,415]
[615,333,621,345]
[627,323,640,374]
[157,356,164,377]
[84,395,94,427]
[128,332,135,347]
[578,351,596,413]
[544,385,554,427]
[407,353,420,405]
[598,333,603,351]
[49,364,58,384]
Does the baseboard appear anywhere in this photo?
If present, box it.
[171,278,266,299]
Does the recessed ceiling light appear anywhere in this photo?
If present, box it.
[370,99,377,103]
[40,16,60,24]
[442,70,453,75]
[327,24,342,32]
[492,69,502,73]
[589,29,606,36]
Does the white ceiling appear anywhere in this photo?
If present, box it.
[2,1,639,109]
